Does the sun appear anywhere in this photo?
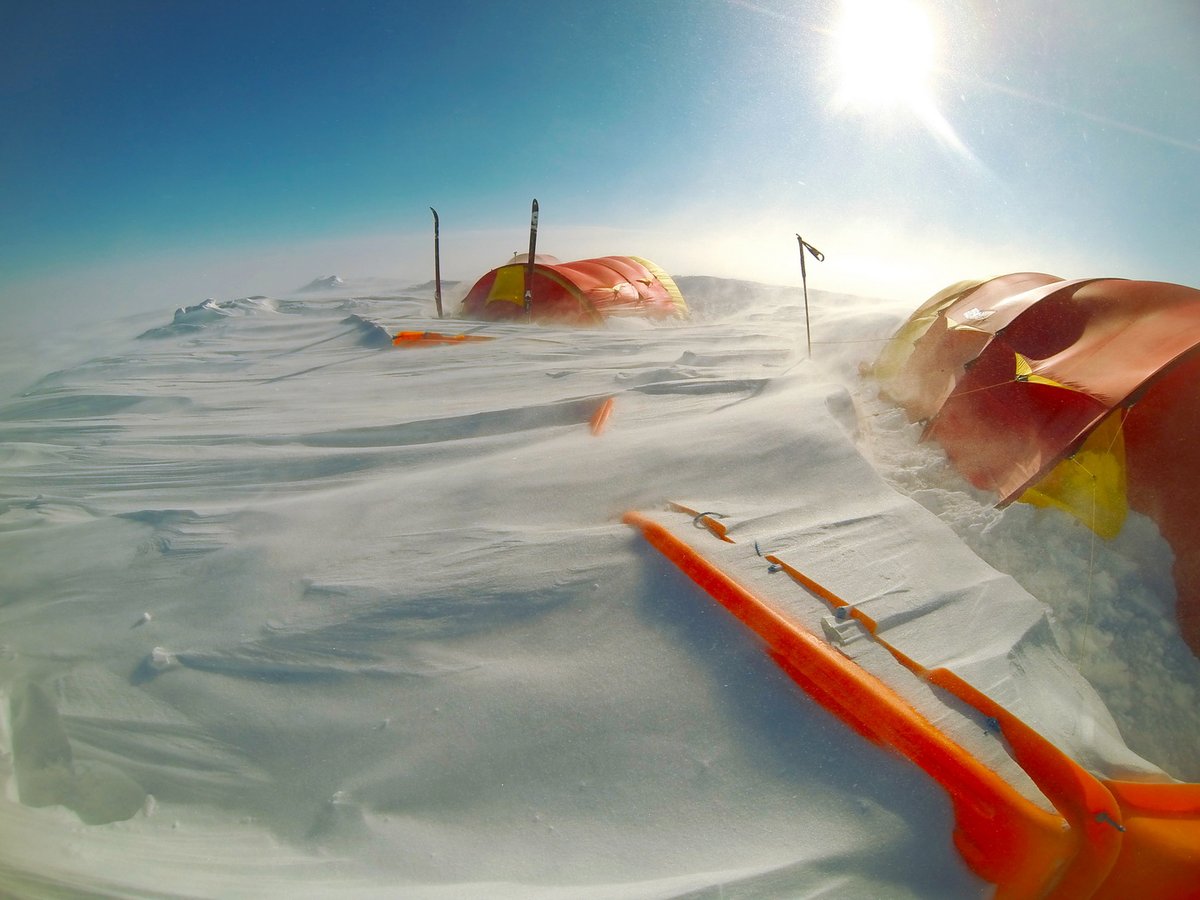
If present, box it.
[831,0,937,112]
[827,0,972,155]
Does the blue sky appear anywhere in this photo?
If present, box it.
[3,0,1198,324]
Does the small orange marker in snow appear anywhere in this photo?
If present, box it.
[589,397,615,435]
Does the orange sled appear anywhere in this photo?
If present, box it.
[392,330,494,347]
[625,504,1200,899]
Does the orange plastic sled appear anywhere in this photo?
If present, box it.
[392,330,494,347]
[624,506,1200,899]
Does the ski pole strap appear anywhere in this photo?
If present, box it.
[797,235,825,262]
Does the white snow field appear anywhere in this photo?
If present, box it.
[1,274,1195,898]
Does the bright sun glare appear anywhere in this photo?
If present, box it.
[830,0,970,155]
[833,0,935,110]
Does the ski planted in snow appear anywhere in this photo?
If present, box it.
[524,199,539,320]
[431,207,443,318]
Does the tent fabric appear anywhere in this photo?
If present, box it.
[875,273,1200,657]
[879,273,1067,420]
[459,255,689,325]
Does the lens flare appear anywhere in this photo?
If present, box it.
[829,0,973,158]
[832,0,935,110]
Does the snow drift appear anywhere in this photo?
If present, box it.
[0,274,1195,898]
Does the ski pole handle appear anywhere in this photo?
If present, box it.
[797,235,825,262]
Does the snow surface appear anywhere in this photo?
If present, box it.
[0,274,1196,898]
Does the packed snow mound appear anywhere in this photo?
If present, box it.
[137,297,280,338]
[340,314,395,349]
[406,278,460,293]
[297,274,346,292]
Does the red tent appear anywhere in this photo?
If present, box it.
[875,274,1200,656]
[459,254,688,325]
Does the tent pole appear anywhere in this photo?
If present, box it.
[430,207,443,319]
[796,234,825,359]
[524,199,539,321]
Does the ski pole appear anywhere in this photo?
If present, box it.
[796,234,825,359]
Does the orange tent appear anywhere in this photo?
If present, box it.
[875,274,1200,656]
[459,254,688,325]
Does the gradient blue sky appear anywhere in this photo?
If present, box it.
[3,0,1198,325]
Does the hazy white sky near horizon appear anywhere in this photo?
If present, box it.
[3,0,1198,329]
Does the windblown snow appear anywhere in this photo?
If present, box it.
[299,275,348,293]
[0,275,1195,898]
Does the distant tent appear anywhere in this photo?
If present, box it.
[874,273,1200,656]
[459,254,688,325]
